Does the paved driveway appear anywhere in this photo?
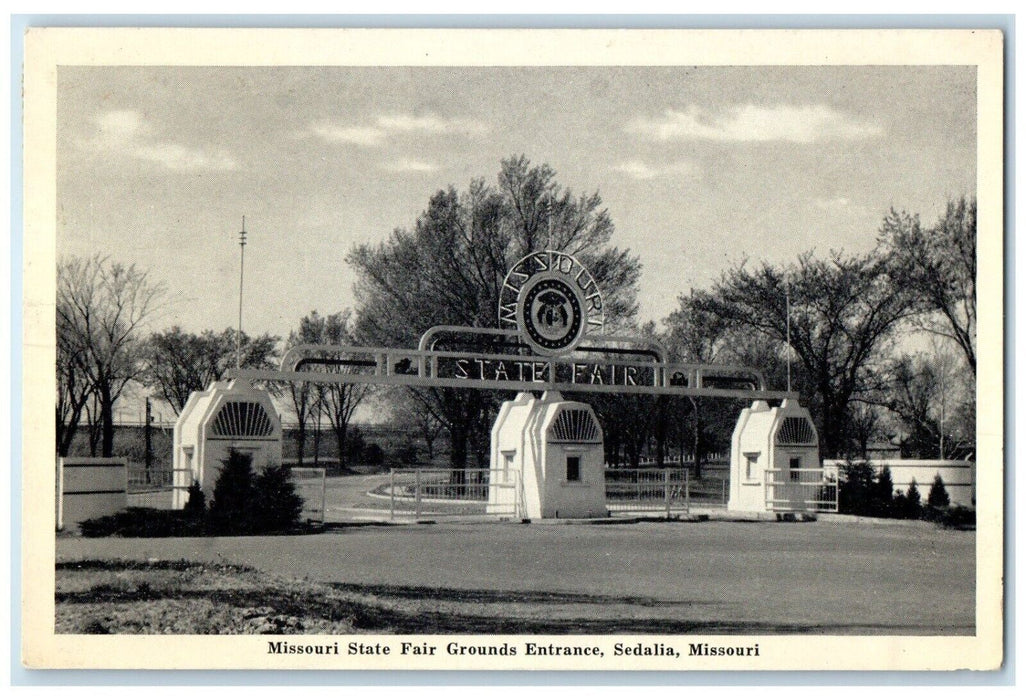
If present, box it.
[56,519,975,634]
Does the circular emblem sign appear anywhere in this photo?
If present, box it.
[498,250,604,355]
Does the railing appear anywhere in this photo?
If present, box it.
[764,467,839,513]
[126,467,192,509]
[291,467,327,524]
[387,468,522,520]
[604,468,728,515]
[126,465,327,521]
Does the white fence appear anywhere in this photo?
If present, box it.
[387,468,522,520]
[292,467,327,524]
[604,468,728,515]
[384,467,728,520]
[764,466,839,513]
[127,466,192,509]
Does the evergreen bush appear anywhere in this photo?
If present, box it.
[184,480,205,517]
[901,479,922,519]
[839,461,876,515]
[208,449,257,534]
[252,464,304,532]
[871,466,895,517]
[927,474,951,508]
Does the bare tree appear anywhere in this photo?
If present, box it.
[879,196,976,374]
[56,292,93,455]
[298,310,371,468]
[57,255,164,457]
[389,389,446,462]
[693,250,917,458]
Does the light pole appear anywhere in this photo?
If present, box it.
[236,216,247,370]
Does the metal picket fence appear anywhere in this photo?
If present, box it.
[387,468,522,520]
[126,466,192,509]
[604,468,728,515]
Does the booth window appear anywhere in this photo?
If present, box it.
[502,452,515,481]
[744,452,759,481]
[789,456,801,481]
[565,455,581,482]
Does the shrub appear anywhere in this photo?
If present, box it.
[363,443,385,466]
[896,479,922,520]
[927,474,951,508]
[79,508,204,537]
[252,464,304,532]
[208,449,257,534]
[839,461,896,517]
[184,480,205,517]
[839,461,876,515]
[937,504,976,530]
[871,466,895,517]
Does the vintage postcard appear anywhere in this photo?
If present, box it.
[21,27,1004,672]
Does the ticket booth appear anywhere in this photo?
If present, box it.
[728,398,821,513]
[172,379,282,508]
[489,391,607,519]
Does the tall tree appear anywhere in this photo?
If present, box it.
[348,155,641,471]
[284,312,324,466]
[56,291,93,456]
[293,310,370,468]
[885,351,973,459]
[879,196,977,374]
[143,327,280,414]
[388,389,446,462]
[662,292,733,476]
[57,255,164,456]
[694,250,917,458]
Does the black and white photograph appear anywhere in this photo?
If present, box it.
[21,27,1004,671]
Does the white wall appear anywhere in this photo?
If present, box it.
[57,458,127,531]
[824,459,975,506]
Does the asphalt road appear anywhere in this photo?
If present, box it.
[56,517,975,634]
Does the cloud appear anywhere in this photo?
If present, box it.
[306,122,386,146]
[302,112,489,147]
[628,104,883,143]
[83,109,238,171]
[376,114,488,136]
[813,196,851,211]
[612,159,697,181]
[381,158,438,173]
[95,109,150,140]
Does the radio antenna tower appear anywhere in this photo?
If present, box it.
[546,192,554,250]
[785,278,792,393]
[236,216,247,370]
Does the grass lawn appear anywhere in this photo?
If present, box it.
[55,519,975,635]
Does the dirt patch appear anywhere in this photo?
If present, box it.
[56,560,360,634]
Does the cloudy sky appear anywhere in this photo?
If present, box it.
[57,65,976,340]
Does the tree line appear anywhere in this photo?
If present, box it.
[57,156,976,471]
